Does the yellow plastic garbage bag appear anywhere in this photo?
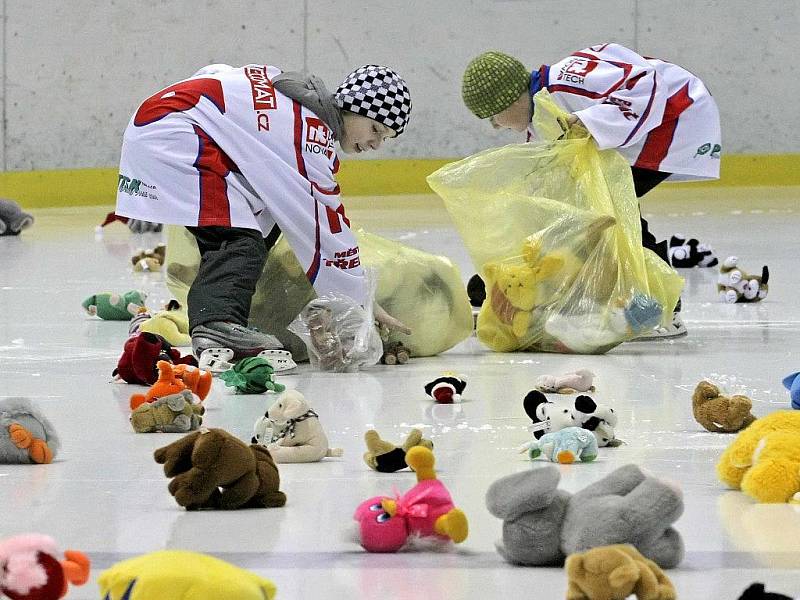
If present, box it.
[165,227,473,361]
[427,89,683,354]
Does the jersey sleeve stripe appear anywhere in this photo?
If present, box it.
[311,182,341,196]
[634,82,694,170]
[292,100,321,283]
[546,84,606,100]
[621,73,658,146]
[193,125,233,227]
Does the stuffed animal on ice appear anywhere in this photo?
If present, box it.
[424,373,467,404]
[129,360,211,411]
[130,390,204,434]
[81,290,147,320]
[381,340,411,365]
[572,394,621,447]
[536,369,595,394]
[520,426,598,464]
[98,550,276,600]
[219,357,286,394]
[0,198,34,236]
[692,380,757,433]
[0,398,60,464]
[131,243,167,272]
[154,428,286,510]
[781,371,800,410]
[113,332,197,385]
[736,583,794,600]
[354,446,468,552]
[363,429,434,472]
[717,256,769,303]
[138,300,191,347]
[667,234,718,268]
[565,544,677,600]
[0,533,90,600]
[251,390,342,463]
[717,410,800,504]
[523,390,577,439]
[485,464,684,568]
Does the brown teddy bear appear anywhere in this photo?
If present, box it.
[153,428,286,510]
[692,381,757,433]
[132,243,167,272]
[565,544,676,600]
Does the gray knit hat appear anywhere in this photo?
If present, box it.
[462,51,530,119]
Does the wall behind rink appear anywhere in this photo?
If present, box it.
[0,0,797,172]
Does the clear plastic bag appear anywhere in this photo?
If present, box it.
[287,273,384,372]
[427,89,683,354]
[165,228,472,362]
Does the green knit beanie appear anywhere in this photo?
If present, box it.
[462,51,530,119]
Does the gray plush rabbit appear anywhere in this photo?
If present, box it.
[485,464,684,568]
[0,398,60,464]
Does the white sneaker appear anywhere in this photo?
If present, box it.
[630,312,687,341]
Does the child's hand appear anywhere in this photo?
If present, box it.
[374,303,411,335]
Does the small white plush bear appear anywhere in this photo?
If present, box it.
[522,390,576,439]
[536,369,595,394]
[251,390,343,463]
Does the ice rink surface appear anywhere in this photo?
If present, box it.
[1,186,799,599]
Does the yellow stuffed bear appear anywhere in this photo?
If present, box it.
[98,550,276,600]
[716,410,800,503]
[477,239,565,351]
[139,301,191,347]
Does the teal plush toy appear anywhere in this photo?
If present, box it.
[520,426,598,464]
[82,290,147,320]
[219,357,286,394]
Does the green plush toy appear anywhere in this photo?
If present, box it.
[82,290,147,320]
[219,357,286,394]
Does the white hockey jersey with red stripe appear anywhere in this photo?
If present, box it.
[116,64,366,304]
[528,43,721,181]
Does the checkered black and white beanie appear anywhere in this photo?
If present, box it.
[335,65,412,135]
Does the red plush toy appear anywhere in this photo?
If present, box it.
[113,332,197,385]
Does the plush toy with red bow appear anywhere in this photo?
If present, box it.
[0,534,90,600]
[354,446,468,552]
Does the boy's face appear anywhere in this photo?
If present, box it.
[488,92,532,133]
[339,113,397,154]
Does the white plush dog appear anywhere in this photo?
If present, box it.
[252,390,342,463]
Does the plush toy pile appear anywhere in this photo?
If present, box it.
[523,391,620,447]
[717,410,800,503]
[137,300,191,346]
[692,380,757,433]
[113,332,197,385]
[251,390,343,463]
[717,256,769,303]
[0,533,90,600]
[0,398,60,464]
[129,360,211,411]
[154,428,286,510]
[98,550,277,600]
[354,446,468,552]
[485,464,684,568]
[521,426,598,464]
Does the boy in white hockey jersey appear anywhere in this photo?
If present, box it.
[461,43,722,338]
[116,63,412,358]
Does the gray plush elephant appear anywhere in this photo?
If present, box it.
[485,464,684,568]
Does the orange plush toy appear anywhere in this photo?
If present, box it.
[130,361,212,411]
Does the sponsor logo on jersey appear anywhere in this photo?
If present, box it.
[602,95,640,121]
[304,117,334,159]
[118,174,158,199]
[324,246,360,269]
[694,143,721,158]
[557,58,598,85]
[245,65,277,132]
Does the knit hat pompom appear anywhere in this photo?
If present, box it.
[462,51,530,119]
[335,65,412,135]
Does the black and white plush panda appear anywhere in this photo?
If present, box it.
[668,234,719,268]
[424,374,467,404]
[522,390,576,439]
[573,395,621,447]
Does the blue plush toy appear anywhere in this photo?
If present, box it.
[520,426,598,464]
[782,372,800,410]
[624,293,663,332]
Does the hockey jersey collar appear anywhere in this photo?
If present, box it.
[529,65,550,97]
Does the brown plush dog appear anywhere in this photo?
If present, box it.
[692,381,757,433]
[154,428,286,510]
[565,544,676,600]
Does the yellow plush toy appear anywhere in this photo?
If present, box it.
[717,410,800,503]
[98,550,277,600]
[477,240,565,351]
[565,544,676,600]
[139,300,191,347]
